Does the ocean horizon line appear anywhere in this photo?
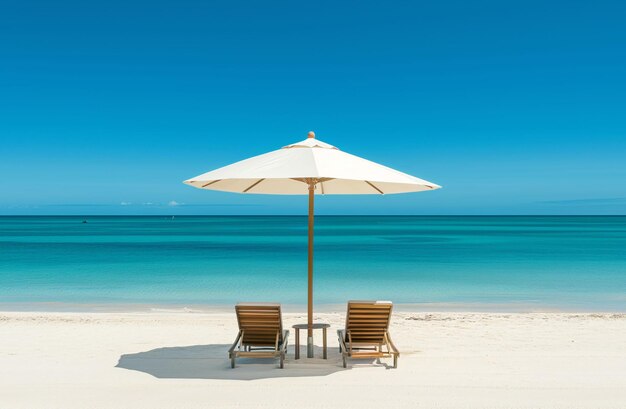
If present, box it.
[2,214,626,218]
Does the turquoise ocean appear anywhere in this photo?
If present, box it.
[1,216,625,311]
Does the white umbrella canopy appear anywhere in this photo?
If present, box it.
[184,133,440,194]
[184,132,440,359]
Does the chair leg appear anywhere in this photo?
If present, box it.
[231,354,236,368]
[280,352,284,369]
[342,355,347,368]
[393,354,398,369]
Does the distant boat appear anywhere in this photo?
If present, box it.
[171,216,175,220]
[82,220,88,224]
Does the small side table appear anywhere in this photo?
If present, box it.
[292,323,330,359]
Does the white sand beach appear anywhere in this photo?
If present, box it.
[1,310,625,409]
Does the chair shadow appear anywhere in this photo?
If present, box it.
[115,344,368,380]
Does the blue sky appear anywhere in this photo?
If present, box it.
[1,0,625,215]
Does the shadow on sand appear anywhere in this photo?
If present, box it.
[115,344,388,380]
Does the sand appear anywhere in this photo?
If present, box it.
[1,310,625,409]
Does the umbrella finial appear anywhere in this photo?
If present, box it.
[307,131,315,139]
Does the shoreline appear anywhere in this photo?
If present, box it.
[1,301,625,314]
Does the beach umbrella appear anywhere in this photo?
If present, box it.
[183,132,440,357]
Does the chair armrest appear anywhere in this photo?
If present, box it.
[347,330,353,354]
[228,331,242,355]
[337,329,348,353]
[280,330,290,352]
[337,329,345,342]
[385,332,400,355]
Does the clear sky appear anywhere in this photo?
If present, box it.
[1,0,625,215]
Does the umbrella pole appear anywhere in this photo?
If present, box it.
[307,181,314,358]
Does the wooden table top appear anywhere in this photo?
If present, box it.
[292,323,331,330]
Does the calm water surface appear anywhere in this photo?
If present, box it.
[1,216,625,311]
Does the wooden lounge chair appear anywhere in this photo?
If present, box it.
[337,300,399,368]
[228,303,289,368]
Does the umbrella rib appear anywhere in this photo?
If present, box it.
[365,181,384,194]
[243,178,265,193]
[201,180,222,188]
